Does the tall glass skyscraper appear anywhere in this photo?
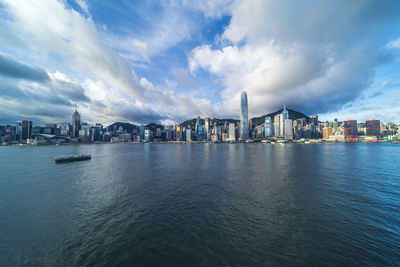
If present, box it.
[264,117,272,137]
[72,109,81,137]
[240,91,248,140]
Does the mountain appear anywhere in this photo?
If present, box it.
[145,123,164,131]
[108,122,137,133]
[180,118,240,129]
[251,108,310,125]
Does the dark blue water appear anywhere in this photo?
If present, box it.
[1,143,400,266]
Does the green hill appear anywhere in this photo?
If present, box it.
[251,109,310,125]
[108,122,137,133]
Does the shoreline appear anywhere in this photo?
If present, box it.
[2,140,400,147]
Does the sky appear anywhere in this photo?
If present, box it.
[0,0,400,126]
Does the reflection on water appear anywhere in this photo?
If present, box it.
[1,143,400,266]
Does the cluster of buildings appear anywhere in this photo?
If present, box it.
[1,92,399,145]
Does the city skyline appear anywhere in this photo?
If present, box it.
[1,1,400,126]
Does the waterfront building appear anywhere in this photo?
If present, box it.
[139,125,145,139]
[204,118,210,140]
[323,126,334,139]
[284,119,293,140]
[264,117,272,137]
[282,105,289,120]
[279,113,285,137]
[344,120,358,142]
[333,118,338,133]
[144,129,152,141]
[16,121,22,142]
[274,114,281,137]
[197,124,204,141]
[366,119,380,136]
[72,109,81,137]
[186,128,192,141]
[228,123,236,141]
[21,120,32,142]
[240,91,249,140]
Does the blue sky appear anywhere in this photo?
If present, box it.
[0,0,400,125]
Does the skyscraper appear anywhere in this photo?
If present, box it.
[284,119,293,140]
[72,109,81,137]
[240,91,248,140]
[21,120,32,142]
[264,117,272,137]
[204,118,210,140]
[228,123,236,142]
[282,105,289,120]
[366,119,380,136]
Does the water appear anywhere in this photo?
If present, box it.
[1,143,400,266]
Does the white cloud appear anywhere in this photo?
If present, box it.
[387,38,400,49]
[75,0,89,16]
[0,0,216,124]
[190,0,400,118]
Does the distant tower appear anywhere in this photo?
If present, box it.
[72,109,81,137]
[282,105,289,120]
[240,91,249,140]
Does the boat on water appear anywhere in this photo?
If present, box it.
[55,154,91,163]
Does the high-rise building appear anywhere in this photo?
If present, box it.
[333,118,338,133]
[16,121,22,142]
[274,114,281,137]
[366,119,380,136]
[72,109,81,137]
[240,91,248,140]
[344,120,358,142]
[228,123,236,141]
[186,128,192,141]
[204,118,210,140]
[282,105,289,120]
[21,120,32,142]
[322,126,333,139]
[284,119,293,140]
[139,125,145,139]
[264,117,272,137]
[144,129,152,141]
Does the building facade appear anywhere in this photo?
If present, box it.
[240,91,249,140]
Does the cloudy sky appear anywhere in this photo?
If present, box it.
[1,0,400,125]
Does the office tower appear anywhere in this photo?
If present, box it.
[366,120,380,136]
[344,120,358,142]
[322,126,333,139]
[175,124,183,141]
[264,117,272,137]
[284,119,293,140]
[279,113,285,137]
[16,121,22,142]
[310,115,319,139]
[21,120,32,142]
[144,129,152,141]
[139,125,145,139]
[72,109,81,137]
[240,91,249,140]
[333,118,338,133]
[282,105,289,120]
[228,123,236,141]
[274,114,281,137]
[197,124,203,141]
[204,118,210,140]
[186,128,192,141]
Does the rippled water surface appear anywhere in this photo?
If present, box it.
[1,143,400,266]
